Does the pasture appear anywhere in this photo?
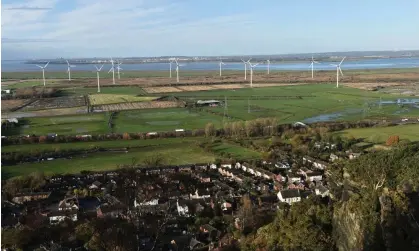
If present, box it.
[336,124,419,143]
[4,84,418,136]
[1,141,217,178]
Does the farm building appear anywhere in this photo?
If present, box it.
[196,100,222,107]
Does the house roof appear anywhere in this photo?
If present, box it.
[98,205,125,214]
[306,171,323,177]
[92,181,102,187]
[14,192,51,197]
[48,210,78,217]
[280,189,300,199]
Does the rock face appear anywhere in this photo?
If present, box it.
[332,192,419,251]
[333,203,364,251]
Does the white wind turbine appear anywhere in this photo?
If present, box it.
[248,61,259,88]
[116,60,122,79]
[174,58,180,83]
[309,56,320,79]
[36,62,50,86]
[95,65,104,93]
[108,58,116,84]
[330,57,346,88]
[169,59,174,78]
[266,58,271,75]
[219,58,226,77]
[66,60,76,81]
[241,58,251,80]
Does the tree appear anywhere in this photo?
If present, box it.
[143,153,166,167]
[205,123,216,137]
[122,132,131,140]
[386,135,399,146]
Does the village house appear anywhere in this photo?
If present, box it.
[315,185,330,197]
[277,189,301,204]
[12,192,51,204]
[48,210,78,224]
[176,200,190,217]
[302,156,328,170]
[275,162,290,169]
[58,196,79,211]
[288,182,306,190]
[330,153,339,162]
[305,171,323,182]
[287,173,302,183]
[89,181,102,190]
[348,152,362,160]
[190,189,211,200]
[97,205,125,218]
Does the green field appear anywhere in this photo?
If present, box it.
[62,86,148,96]
[113,108,225,133]
[2,141,216,178]
[89,94,157,105]
[337,124,419,143]
[210,142,261,160]
[3,113,109,136]
[4,84,418,136]
[1,137,200,153]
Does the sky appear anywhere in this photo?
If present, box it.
[1,0,419,59]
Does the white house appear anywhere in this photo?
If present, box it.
[49,210,78,224]
[190,189,211,200]
[330,153,339,162]
[210,164,217,170]
[305,172,323,182]
[241,165,247,172]
[315,185,330,198]
[288,174,302,183]
[221,164,232,169]
[275,162,290,169]
[277,189,301,204]
[134,198,159,207]
[176,200,190,217]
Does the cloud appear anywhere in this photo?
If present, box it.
[2,0,262,58]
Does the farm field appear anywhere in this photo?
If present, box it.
[113,108,225,133]
[1,99,29,111]
[94,101,182,112]
[89,94,157,105]
[3,113,108,136]
[4,84,418,136]
[62,86,148,96]
[210,142,261,160]
[2,137,200,153]
[336,124,419,143]
[1,141,217,178]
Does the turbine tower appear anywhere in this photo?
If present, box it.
[241,58,251,80]
[330,57,346,88]
[108,57,116,84]
[266,58,271,75]
[175,58,180,83]
[248,61,259,88]
[66,60,75,81]
[309,56,320,79]
[116,60,122,79]
[169,59,173,78]
[219,59,226,77]
[95,65,104,93]
[35,62,49,86]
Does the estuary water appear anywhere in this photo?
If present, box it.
[2,57,419,72]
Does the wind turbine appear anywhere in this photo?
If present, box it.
[116,60,122,79]
[36,62,49,86]
[241,58,251,80]
[309,56,320,79]
[95,65,104,93]
[174,58,180,83]
[108,58,116,84]
[219,59,226,77]
[266,58,271,75]
[169,59,174,78]
[248,61,259,88]
[66,60,75,81]
[330,57,346,88]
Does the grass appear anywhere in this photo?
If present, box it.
[4,84,418,137]
[336,124,419,143]
[2,141,216,178]
[113,108,225,133]
[2,137,200,153]
[89,94,157,105]
[210,141,261,160]
[3,113,109,136]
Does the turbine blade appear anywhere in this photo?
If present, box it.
[44,61,50,68]
[99,65,104,71]
[108,68,112,73]
[95,65,99,71]
[339,56,346,65]
[330,64,338,67]
[36,65,43,68]
[66,60,69,65]
[339,67,344,76]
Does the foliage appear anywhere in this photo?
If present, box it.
[205,122,216,137]
[142,153,167,167]
[386,135,400,146]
